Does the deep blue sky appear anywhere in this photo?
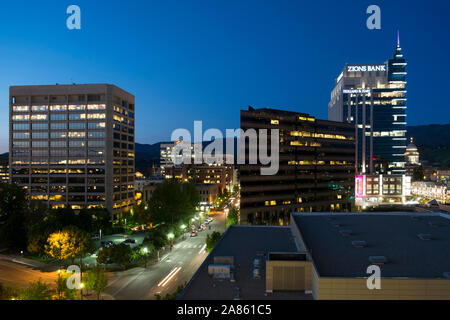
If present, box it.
[1,0,449,152]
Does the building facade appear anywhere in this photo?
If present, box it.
[328,41,407,175]
[164,163,236,192]
[9,84,135,217]
[240,107,355,225]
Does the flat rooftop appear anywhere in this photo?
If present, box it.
[179,225,312,300]
[293,212,450,278]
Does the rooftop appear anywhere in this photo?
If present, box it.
[179,225,312,300]
[293,212,450,278]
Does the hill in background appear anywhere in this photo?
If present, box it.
[0,124,448,174]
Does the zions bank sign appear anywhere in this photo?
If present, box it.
[347,65,386,72]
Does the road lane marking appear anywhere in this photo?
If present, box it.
[198,244,206,254]
[158,267,181,287]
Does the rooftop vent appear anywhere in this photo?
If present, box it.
[369,256,388,265]
[417,233,433,240]
[352,240,367,248]
[339,229,352,236]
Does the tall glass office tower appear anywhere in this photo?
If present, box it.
[328,37,407,175]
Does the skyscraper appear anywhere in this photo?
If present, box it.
[9,84,135,217]
[328,36,407,175]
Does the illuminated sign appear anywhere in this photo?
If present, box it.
[355,175,366,198]
[347,65,386,72]
[343,89,371,94]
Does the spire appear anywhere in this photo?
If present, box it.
[397,30,400,48]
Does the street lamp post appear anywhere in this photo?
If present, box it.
[143,247,149,268]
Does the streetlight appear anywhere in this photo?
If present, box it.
[168,233,174,251]
[80,283,85,300]
[143,247,149,268]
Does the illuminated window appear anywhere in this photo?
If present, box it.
[270,120,279,125]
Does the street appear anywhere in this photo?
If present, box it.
[103,210,226,299]
[0,256,58,289]
[0,209,228,299]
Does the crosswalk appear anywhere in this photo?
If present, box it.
[175,243,205,249]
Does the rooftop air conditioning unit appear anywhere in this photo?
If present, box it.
[417,234,433,240]
[352,240,367,248]
[369,256,388,265]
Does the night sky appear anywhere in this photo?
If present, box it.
[1,0,449,152]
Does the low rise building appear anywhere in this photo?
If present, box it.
[180,212,450,300]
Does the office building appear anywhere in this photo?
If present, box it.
[9,84,135,216]
[355,173,412,207]
[240,107,355,225]
[164,163,236,192]
[328,38,407,175]
[180,212,450,300]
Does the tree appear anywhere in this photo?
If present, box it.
[55,271,77,300]
[85,265,108,300]
[97,244,132,269]
[144,228,168,251]
[0,184,28,249]
[147,180,200,226]
[0,283,17,300]
[413,166,425,181]
[17,279,53,300]
[226,206,239,227]
[206,231,222,252]
[45,226,93,265]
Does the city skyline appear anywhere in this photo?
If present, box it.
[1,1,450,153]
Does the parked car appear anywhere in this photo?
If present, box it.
[100,241,114,248]
[190,231,198,237]
[197,226,203,232]
[91,234,100,240]
[122,238,136,245]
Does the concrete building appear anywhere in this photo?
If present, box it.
[240,107,355,225]
[0,160,9,184]
[164,163,236,192]
[180,212,450,300]
[355,174,412,208]
[9,84,135,217]
[328,39,407,175]
[196,183,220,206]
[411,181,449,204]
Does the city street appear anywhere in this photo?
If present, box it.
[0,256,58,289]
[103,210,226,300]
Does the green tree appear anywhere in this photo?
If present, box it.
[147,180,200,226]
[17,279,53,300]
[85,265,108,300]
[206,231,222,252]
[144,228,168,251]
[0,184,28,249]
[55,272,77,300]
[226,206,239,227]
[97,244,132,269]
